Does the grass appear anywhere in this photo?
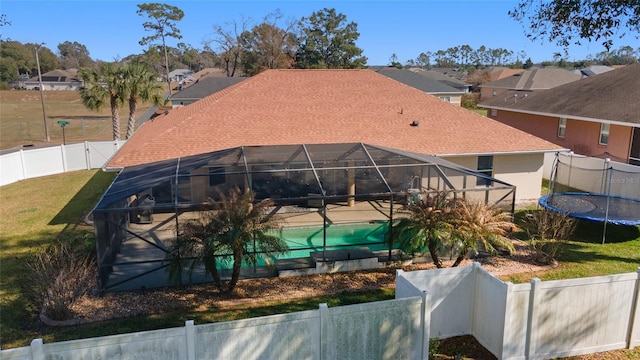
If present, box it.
[469,108,488,116]
[503,219,640,283]
[0,90,156,149]
[1,171,639,350]
[0,170,116,348]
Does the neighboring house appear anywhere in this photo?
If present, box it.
[479,64,640,165]
[376,68,466,106]
[428,67,468,81]
[407,68,471,93]
[575,65,615,77]
[480,66,526,82]
[193,67,228,79]
[462,66,525,93]
[479,67,582,100]
[170,76,247,107]
[23,69,84,90]
[107,69,564,201]
[168,68,194,83]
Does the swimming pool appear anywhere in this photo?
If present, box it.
[213,222,392,269]
[271,221,390,259]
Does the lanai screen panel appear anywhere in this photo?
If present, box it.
[306,143,391,197]
[244,145,323,202]
[181,148,247,204]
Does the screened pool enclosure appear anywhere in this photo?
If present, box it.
[94,143,516,291]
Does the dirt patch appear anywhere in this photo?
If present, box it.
[67,239,548,323]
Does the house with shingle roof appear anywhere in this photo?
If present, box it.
[479,64,640,165]
[170,76,247,107]
[107,69,565,200]
[24,69,83,90]
[408,68,471,93]
[376,68,466,106]
[575,65,615,77]
[479,67,582,100]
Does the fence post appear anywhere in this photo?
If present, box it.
[60,144,68,172]
[30,338,44,360]
[628,268,640,349]
[84,141,91,170]
[319,303,328,360]
[19,148,27,180]
[421,290,431,360]
[525,278,541,359]
[185,320,196,360]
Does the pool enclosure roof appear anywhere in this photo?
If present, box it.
[95,142,514,211]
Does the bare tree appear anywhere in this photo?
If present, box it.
[207,17,251,77]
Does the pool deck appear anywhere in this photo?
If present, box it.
[104,200,408,292]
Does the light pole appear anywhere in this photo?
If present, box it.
[35,43,50,142]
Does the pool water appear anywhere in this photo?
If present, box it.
[273,222,390,258]
[228,222,391,268]
[210,222,392,270]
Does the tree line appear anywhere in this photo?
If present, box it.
[2,0,639,85]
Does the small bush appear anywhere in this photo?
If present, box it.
[521,209,576,265]
[461,93,480,109]
[24,235,97,321]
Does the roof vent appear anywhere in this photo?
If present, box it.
[410,120,420,127]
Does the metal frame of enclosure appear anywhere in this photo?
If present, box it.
[93,143,516,291]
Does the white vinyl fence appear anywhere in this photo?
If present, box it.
[0,298,428,360]
[3,264,638,359]
[0,141,125,187]
[397,263,640,359]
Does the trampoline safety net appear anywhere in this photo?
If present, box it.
[539,153,640,226]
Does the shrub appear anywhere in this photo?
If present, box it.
[521,209,576,265]
[461,93,480,109]
[24,235,97,321]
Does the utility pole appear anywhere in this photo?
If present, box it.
[35,43,50,142]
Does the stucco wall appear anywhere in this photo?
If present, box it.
[491,110,633,162]
[442,153,544,202]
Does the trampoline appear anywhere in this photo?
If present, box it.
[539,193,640,226]
[539,152,640,243]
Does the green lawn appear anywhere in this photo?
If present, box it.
[0,170,116,348]
[1,170,638,349]
[504,220,640,283]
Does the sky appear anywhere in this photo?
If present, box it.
[2,0,637,65]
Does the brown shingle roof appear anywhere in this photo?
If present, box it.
[107,69,562,168]
[479,67,581,90]
[479,64,640,125]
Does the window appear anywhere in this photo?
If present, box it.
[476,155,494,186]
[490,109,497,117]
[599,123,610,145]
[558,118,566,138]
[208,167,226,187]
[439,96,451,103]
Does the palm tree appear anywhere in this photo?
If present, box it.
[166,187,288,293]
[390,191,458,268]
[78,63,127,140]
[123,62,163,139]
[450,200,515,267]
